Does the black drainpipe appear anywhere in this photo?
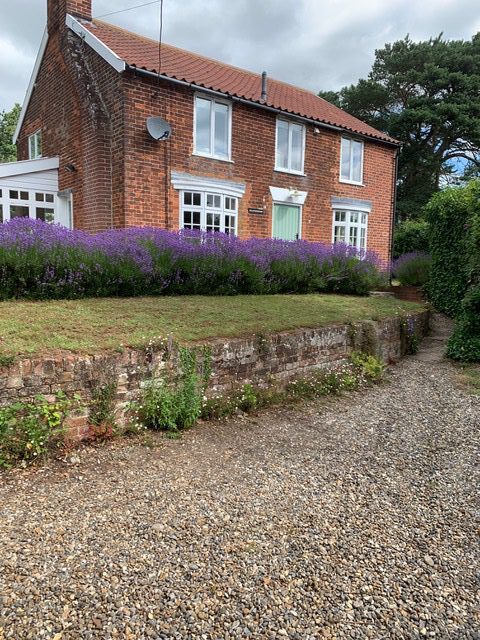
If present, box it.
[389,146,400,281]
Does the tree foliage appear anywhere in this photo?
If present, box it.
[319,34,480,220]
[392,219,430,258]
[0,103,21,163]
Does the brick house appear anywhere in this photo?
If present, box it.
[6,0,399,262]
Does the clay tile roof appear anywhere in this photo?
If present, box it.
[83,20,397,145]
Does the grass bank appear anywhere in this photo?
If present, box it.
[0,294,424,357]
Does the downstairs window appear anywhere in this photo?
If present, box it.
[333,209,368,250]
[181,190,237,234]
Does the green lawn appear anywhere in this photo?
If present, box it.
[0,294,425,357]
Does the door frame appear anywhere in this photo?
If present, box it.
[271,201,303,241]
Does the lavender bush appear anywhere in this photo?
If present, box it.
[392,252,432,287]
[0,219,383,300]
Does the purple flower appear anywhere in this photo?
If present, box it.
[0,219,382,299]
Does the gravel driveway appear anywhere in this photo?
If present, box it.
[1,317,479,640]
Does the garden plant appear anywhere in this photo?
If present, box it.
[392,252,432,287]
[0,219,384,300]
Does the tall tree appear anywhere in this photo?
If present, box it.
[0,104,21,163]
[319,34,480,220]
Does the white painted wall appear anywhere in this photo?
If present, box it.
[0,169,59,192]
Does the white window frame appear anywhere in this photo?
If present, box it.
[193,93,232,162]
[339,136,364,185]
[28,130,42,160]
[275,118,306,175]
[179,190,239,235]
[331,208,368,251]
[0,186,57,224]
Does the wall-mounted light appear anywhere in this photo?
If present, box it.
[65,163,76,173]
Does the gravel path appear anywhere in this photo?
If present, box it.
[1,316,479,639]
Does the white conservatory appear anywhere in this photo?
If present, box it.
[0,158,72,228]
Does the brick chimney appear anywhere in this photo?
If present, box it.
[48,0,92,33]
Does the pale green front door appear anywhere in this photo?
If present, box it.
[272,204,301,241]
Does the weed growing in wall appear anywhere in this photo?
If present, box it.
[0,392,79,468]
[201,355,384,422]
[400,316,419,354]
[131,345,212,435]
[87,381,118,441]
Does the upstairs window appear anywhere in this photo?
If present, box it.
[28,130,42,160]
[340,137,363,184]
[275,119,305,174]
[194,95,231,160]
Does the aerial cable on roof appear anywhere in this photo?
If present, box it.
[146,0,171,140]
[94,0,160,20]
[158,0,164,77]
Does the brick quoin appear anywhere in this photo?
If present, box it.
[17,0,397,263]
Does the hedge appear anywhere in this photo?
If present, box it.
[426,180,480,362]
[0,218,385,300]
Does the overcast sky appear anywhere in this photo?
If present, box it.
[1,0,479,112]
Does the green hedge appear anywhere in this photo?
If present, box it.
[446,181,480,361]
[425,184,474,316]
[426,180,480,362]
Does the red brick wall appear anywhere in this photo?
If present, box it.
[48,0,92,33]
[122,73,396,263]
[16,23,125,231]
[17,16,396,263]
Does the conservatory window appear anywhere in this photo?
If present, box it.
[0,188,57,223]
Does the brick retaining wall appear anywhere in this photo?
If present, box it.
[0,310,429,438]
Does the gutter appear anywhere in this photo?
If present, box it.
[126,65,399,148]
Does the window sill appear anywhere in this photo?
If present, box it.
[274,168,306,177]
[192,152,234,164]
[339,178,364,186]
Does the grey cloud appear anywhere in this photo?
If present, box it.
[1,0,479,112]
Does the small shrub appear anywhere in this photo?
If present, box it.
[89,382,117,431]
[351,352,385,381]
[392,252,431,287]
[238,384,258,412]
[133,346,209,434]
[0,393,73,468]
[393,220,430,258]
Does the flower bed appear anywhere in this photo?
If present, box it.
[0,219,383,300]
